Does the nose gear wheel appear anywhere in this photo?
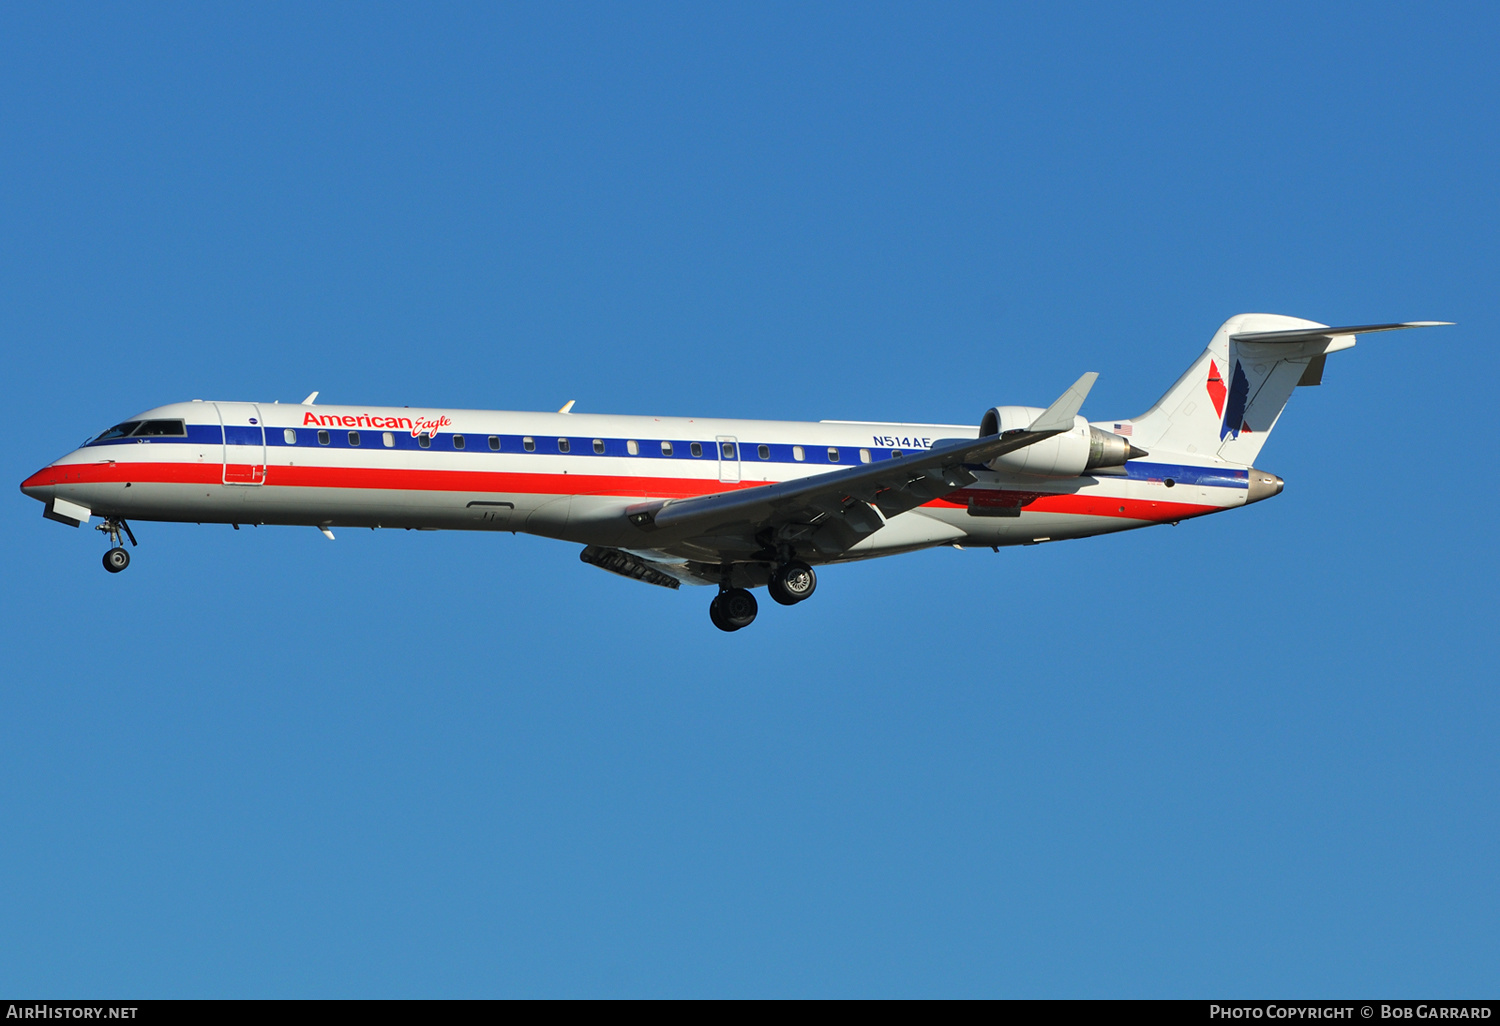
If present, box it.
[95,517,137,572]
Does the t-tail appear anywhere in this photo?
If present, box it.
[1124,314,1451,467]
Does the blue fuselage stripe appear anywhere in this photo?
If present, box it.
[83,428,1251,486]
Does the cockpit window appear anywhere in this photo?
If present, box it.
[133,419,187,437]
[95,422,141,441]
[94,419,186,442]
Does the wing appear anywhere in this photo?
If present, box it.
[625,373,1098,557]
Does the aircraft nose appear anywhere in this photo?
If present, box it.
[20,463,64,501]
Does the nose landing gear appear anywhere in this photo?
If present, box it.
[96,517,137,573]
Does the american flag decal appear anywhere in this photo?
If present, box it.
[1113,422,1132,436]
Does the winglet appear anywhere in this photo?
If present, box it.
[558,400,576,414]
[1028,372,1098,432]
[302,391,319,406]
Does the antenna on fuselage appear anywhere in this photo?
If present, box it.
[558,400,575,414]
[302,391,319,406]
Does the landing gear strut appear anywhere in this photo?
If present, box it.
[768,561,817,606]
[97,517,137,574]
[709,587,758,632]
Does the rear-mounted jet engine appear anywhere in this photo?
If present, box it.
[979,406,1147,478]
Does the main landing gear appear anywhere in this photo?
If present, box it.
[708,561,818,632]
[709,587,758,632]
[97,517,137,574]
[767,561,817,606]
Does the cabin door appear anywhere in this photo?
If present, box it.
[214,403,268,485]
[716,435,741,483]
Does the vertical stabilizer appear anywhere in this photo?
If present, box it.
[1126,314,1350,466]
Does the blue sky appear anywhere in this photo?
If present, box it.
[2,2,1496,997]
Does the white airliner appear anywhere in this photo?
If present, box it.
[23,314,1448,630]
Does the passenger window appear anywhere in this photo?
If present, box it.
[558,438,570,453]
[318,430,330,445]
[859,448,871,464]
[383,432,394,448]
[593,439,605,454]
[488,436,499,451]
[453,435,465,449]
[690,442,703,458]
[661,441,673,456]
[828,447,839,462]
[523,437,535,452]
[284,428,296,444]
[758,444,770,460]
[720,442,736,459]
[891,449,902,459]
[627,440,639,455]
[349,431,360,446]
[418,432,431,448]
[793,445,804,462]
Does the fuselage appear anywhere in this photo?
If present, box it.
[21,399,1266,564]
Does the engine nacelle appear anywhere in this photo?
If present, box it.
[979,406,1141,477]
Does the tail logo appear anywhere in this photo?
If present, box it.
[1220,360,1252,440]
[1205,360,1227,418]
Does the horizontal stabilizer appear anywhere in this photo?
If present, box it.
[1229,321,1452,344]
[1028,372,1098,432]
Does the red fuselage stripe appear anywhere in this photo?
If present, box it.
[23,461,1220,521]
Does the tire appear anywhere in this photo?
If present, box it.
[719,587,758,629]
[709,594,739,632]
[103,547,130,573]
[769,561,816,605]
[767,576,798,605]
